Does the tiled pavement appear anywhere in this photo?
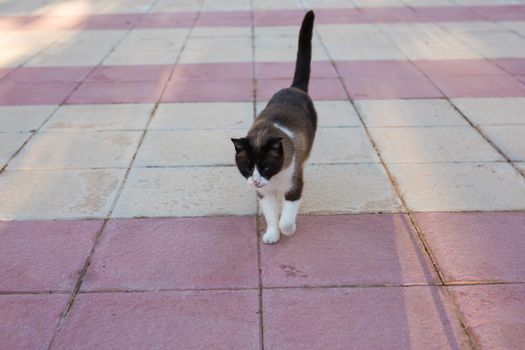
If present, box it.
[1,0,525,349]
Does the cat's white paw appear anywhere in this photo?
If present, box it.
[262,229,280,244]
[279,221,296,236]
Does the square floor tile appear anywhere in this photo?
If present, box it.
[9,131,142,169]
[413,59,507,77]
[83,217,257,290]
[0,83,77,106]
[5,66,92,83]
[388,163,525,211]
[256,78,347,101]
[180,37,252,64]
[311,100,361,127]
[102,48,181,66]
[415,212,525,283]
[0,105,56,132]
[335,60,423,78]
[355,99,468,127]
[162,79,253,102]
[150,102,253,130]
[254,61,338,79]
[0,169,125,220]
[449,284,525,349]
[452,97,525,125]
[0,294,69,350]
[172,62,252,80]
[53,291,259,350]
[343,76,443,99]
[480,125,525,161]
[309,127,379,164]
[0,132,31,167]
[301,164,401,214]
[492,58,525,75]
[134,129,242,167]
[431,75,525,98]
[264,287,470,350]
[112,167,257,217]
[85,64,172,83]
[261,214,438,287]
[43,104,154,131]
[67,82,163,104]
[369,126,503,163]
[0,220,102,291]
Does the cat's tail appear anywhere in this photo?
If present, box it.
[291,10,314,93]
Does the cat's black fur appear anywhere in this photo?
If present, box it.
[232,10,317,202]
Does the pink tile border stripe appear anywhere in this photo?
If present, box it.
[1,58,525,105]
[3,5,525,30]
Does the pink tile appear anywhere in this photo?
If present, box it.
[414,59,507,77]
[54,291,259,349]
[83,217,258,290]
[5,66,92,83]
[472,5,525,21]
[0,16,33,30]
[492,58,525,75]
[86,64,172,83]
[0,220,102,291]
[67,81,163,104]
[255,61,338,79]
[0,68,14,80]
[254,10,306,26]
[516,75,525,84]
[414,6,482,21]
[359,7,422,23]
[172,62,252,80]
[449,284,525,349]
[0,82,77,105]
[78,13,144,30]
[414,212,525,283]
[261,214,438,287]
[196,11,251,27]
[335,60,423,78]
[315,9,363,24]
[137,12,196,29]
[162,78,253,102]
[343,75,442,99]
[430,75,525,98]
[256,78,347,101]
[264,287,470,350]
[0,294,69,350]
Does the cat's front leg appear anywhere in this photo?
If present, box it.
[260,192,280,244]
[279,177,303,236]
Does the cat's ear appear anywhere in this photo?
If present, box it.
[231,137,249,153]
[267,137,283,153]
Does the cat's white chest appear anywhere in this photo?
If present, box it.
[260,157,295,195]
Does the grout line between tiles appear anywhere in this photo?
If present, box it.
[303,3,481,349]
[44,1,206,348]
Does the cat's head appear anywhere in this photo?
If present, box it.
[231,136,284,189]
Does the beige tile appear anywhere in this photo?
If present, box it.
[310,127,379,164]
[0,169,126,220]
[44,104,154,130]
[255,36,328,62]
[388,163,525,211]
[325,45,406,61]
[514,162,525,176]
[103,49,180,65]
[0,133,31,167]
[112,166,257,217]
[0,105,56,132]
[355,99,468,127]
[134,129,242,167]
[452,98,525,125]
[301,164,402,214]
[480,125,525,161]
[180,37,252,64]
[314,101,361,127]
[191,27,251,38]
[9,131,142,169]
[150,102,254,130]
[369,126,504,163]
[256,101,361,127]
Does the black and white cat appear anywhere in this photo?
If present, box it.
[232,11,317,244]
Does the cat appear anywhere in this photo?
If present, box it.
[231,10,317,244]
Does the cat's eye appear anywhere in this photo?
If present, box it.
[263,166,270,172]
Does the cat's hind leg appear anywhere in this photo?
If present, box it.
[279,177,303,236]
[260,192,280,244]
